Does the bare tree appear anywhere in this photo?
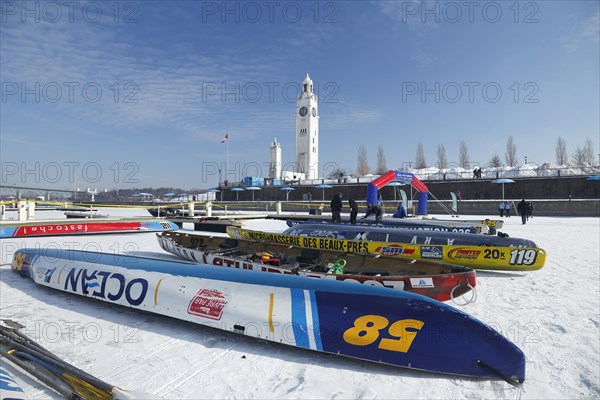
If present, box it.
[489,154,502,167]
[437,144,448,169]
[357,145,370,176]
[505,136,517,167]
[583,137,595,165]
[376,145,388,175]
[572,146,586,166]
[415,142,426,169]
[326,167,352,179]
[459,141,469,169]
[555,137,567,165]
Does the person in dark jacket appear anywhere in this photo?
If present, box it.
[348,198,359,224]
[517,199,528,225]
[330,193,343,223]
[362,204,383,223]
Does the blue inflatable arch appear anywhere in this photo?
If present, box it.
[366,170,429,215]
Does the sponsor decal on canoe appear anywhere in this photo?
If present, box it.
[229,229,370,253]
[188,289,228,320]
[420,245,443,259]
[410,278,434,288]
[63,268,149,306]
[15,223,92,236]
[373,244,415,256]
[448,248,482,260]
[3,220,177,238]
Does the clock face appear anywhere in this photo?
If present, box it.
[311,107,316,117]
[299,106,308,117]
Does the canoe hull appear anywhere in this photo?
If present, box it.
[0,219,178,239]
[284,223,537,248]
[228,227,546,271]
[11,248,525,381]
[156,233,476,302]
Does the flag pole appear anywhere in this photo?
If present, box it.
[226,135,229,184]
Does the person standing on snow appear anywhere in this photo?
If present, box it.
[348,198,359,224]
[506,201,512,217]
[517,199,529,225]
[330,193,343,224]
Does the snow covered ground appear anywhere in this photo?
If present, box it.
[1,209,598,399]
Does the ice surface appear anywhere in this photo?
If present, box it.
[1,209,598,399]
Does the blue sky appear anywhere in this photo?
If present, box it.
[1,1,598,190]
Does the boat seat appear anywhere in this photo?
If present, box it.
[219,238,239,249]
[297,249,320,264]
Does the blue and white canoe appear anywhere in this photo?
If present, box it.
[286,218,487,234]
[10,248,525,383]
[0,364,27,400]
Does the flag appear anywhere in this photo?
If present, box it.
[220,133,229,143]
[450,192,458,213]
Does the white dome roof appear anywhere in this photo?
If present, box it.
[302,73,312,84]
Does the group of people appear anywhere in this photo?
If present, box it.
[330,193,383,224]
[331,191,534,226]
[473,167,482,178]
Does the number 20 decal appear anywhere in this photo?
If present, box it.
[509,249,537,265]
[343,315,424,353]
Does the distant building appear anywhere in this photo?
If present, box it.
[295,73,319,179]
[269,138,281,179]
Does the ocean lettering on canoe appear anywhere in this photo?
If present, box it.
[64,268,148,306]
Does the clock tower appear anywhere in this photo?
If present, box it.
[295,73,319,180]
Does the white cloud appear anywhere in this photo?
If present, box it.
[0,17,298,141]
[560,10,600,52]
[321,100,383,131]
[581,10,599,43]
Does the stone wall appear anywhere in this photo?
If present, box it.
[217,176,599,216]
